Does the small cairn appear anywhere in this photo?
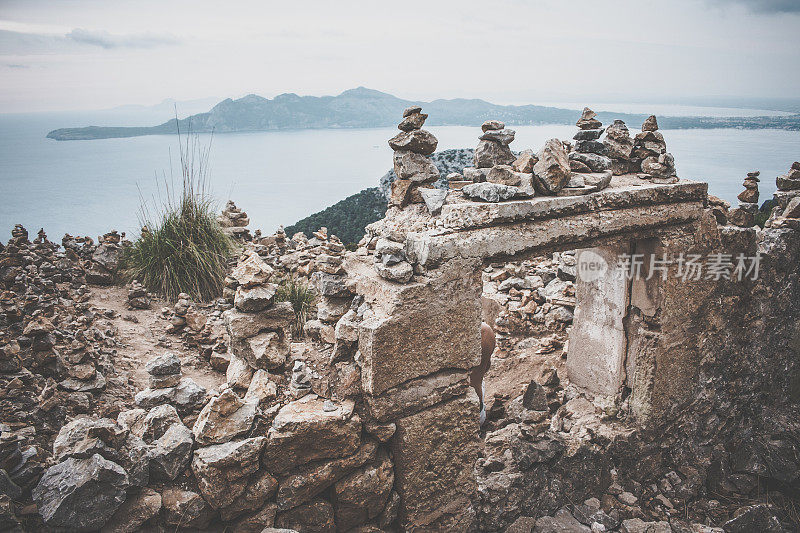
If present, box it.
[166,293,192,333]
[134,352,207,412]
[127,280,151,309]
[728,171,760,227]
[217,200,251,241]
[766,162,800,228]
[289,360,312,398]
[373,236,413,283]
[603,119,636,175]
[223,250,293,391]
[569,108,611,175]
[305,264,355,345]
[632,115,677,183]
[465,120,516,183]
[85,230,123,285]
[387,107,440,207]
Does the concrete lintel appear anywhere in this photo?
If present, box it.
[439,177,707,231]
[409,201,705,268]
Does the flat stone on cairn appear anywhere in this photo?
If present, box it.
[388,107,440,208]
[737,171,760,204]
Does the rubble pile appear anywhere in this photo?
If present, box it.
[387,106,441,208]
[483,253,576,338]
[217,200,251,241]
[631,115,678,182]
[728,171,761,227]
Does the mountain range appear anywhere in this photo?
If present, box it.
[46,87,800,140]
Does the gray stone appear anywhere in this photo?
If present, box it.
[462,182,528,202]
[482,120,505,131]
[173,377,208,411]
[480,128,515,145]
[398,112,427,131]
[569,152,612,173]
[642,114,659,131]
[388,129,438,155]
[533,139,572,194]
[191,437,267,510]
[534,508,591,532]
[474,139,515,168]
[575,140,608,156]
[573,128,604,141]
[463,167,488,182]
[145,352,181,376]
[234,284,278,312]
[420,187,449,215]
[375,261,414,283]
[311,272,352,298]
[32,454,129,531]
[101,487,161,533]
[149,423,193,481]
[393,150,440,182]
[192,388,257,445]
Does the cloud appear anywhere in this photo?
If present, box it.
[5,63,29,69]
[66,28,180,49]
[722,0,800,12]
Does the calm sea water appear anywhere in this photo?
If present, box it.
[1,111,798,241]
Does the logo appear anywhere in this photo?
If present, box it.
[577,250,608,282]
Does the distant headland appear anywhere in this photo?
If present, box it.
[46,87,800,140]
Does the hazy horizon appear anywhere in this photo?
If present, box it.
[2,0,800,114]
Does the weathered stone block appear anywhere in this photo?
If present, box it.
[224,302,294,340]
[391,393,480,532]
[262,397,361,474]
[365,370,469,422]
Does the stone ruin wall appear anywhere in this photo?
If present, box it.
[5,105,800,533]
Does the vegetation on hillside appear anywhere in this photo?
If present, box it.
[275,276,316,337]
[121,132,236,301]
[285,187,387,245]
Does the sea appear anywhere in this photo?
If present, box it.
[1,106,799,241]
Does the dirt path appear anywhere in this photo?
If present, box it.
[89,285,226,394]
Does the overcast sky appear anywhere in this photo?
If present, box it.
[1,0,799,113]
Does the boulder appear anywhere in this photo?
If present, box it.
[220,470,279,521]
[224,302,295,340]
[512,151,538,173]
[332,451,394,531]
[398,111,427,131]
[262,397,361,474]
[191,437,266,510]
[275,499,335,533]
[52,417,123,461]
[32,454,129,531]
[149,423,193,481]
[604,120,634,161]
[474,140,515,168]
[235,329,290,370]
[569,152,611,173]
[101,487,161,533]
[192,388,257,445]
[231,250,274,288]
[388,130,438,155]
[641,114,659,131]
[311,272,352,298]
[535,508,591,532]
[374,261,414,283]
[140,404,182,442]
[235,284,278,312]
[462,182,527,203]
[161,488,213,529]
[276,441,378,511]
[533,139,571,194]
[481,120,505,131]
[479,128,515,145]
[393,150,440,182]
[227,352,255,389]
[419,187,449,216]
[145,352,181,376]
[487,165,523,187]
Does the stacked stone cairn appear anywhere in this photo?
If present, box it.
[223,250,294,391]
[632,115,678,182]
[274,227,347,279]
[134,352,207,413]
[127,279,151,309]
[569,108,611,175]
[603,119,637,175]
[217,200,251,241]
[728,171,760,227]
[85,230,123,285]
[387,106,440,208]
[305,269,355,346]
[165,292,206,335]
[373,234,414,284]
[766,161,800,229]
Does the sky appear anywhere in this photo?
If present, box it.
[1,0,799,113]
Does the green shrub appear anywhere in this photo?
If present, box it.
[121,132,236,301]
[275,276,316,337]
